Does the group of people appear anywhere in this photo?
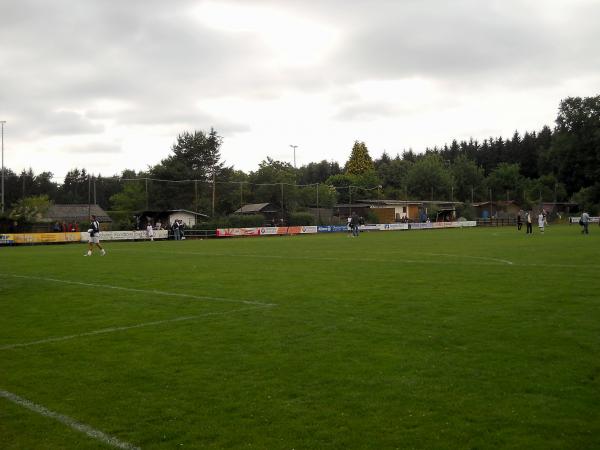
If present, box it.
[53,221,80,232]
[145,219,186,241]
[171,219,186,240]
[517,209,592,235]
[517,210,547,235]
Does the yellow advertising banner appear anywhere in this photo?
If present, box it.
[0,232,81,245]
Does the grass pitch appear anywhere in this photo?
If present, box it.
[1,225,599,449]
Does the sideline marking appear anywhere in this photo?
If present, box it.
[122,248,526,268]
[0,389,139,450]
[0,305,273,351]
[0,274,276,307]
[117,248,598,269]
[423,252,514,265]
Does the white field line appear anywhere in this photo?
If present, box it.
[112,248,517,266]
[0,273,276,307]
[423,252,514,265]
[0,389,140,450]
[0,305,273,351]
[147,248,597,269]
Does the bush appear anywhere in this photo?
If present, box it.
[228,214,265,228]
[364,210,379,224]
[196,214,266,229]
[107,210,135,230]
[456,204,476,221]
[288,212,314,226]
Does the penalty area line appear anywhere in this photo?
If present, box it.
[0,273,276,307]
[0,305,274,351]
[0,389,139,450]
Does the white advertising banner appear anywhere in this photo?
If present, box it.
[377,223,409,231]
[79,230,169,242]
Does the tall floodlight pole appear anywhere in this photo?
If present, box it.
[1,121,5,213]
[289,145,298,168]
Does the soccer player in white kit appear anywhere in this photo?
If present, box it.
[146,223,154,241]
[538,212,547,234]
[85,215,106,256]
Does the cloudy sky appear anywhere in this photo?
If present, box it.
[1,0,599,179]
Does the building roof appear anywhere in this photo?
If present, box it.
[334,203,372,208]
[137,209,209,218]
[234,203,279,214]
[472,200,519,207]
[359,199,462,206]
[167,209,209,218]
[45,204,112,222]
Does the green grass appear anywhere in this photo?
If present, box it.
[1,225,599,449]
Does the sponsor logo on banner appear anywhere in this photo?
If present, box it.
[217,228,260,237]
[80,230,169,241]
[1,232,81,245]
[360,224,379,231]
[259,227,277,235]
[378,223,408,231]
[0,234,15,245]
[301,226,318,234]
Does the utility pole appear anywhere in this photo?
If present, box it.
[1,121,5,213]
[349,186,352,216]
[316,183,320,224]
[194,179,198,212]
[88,175,91,219]
[280,183,284,223]
[289,145,298,168]
[212,171,216,216]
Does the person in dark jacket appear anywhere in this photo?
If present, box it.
[84,215,106,256]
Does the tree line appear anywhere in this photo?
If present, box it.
[2,94,599,224]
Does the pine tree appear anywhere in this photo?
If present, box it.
[345,141,374,175]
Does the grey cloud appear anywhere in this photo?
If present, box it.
[63,142,123,155]
[1,0,599,174]
[333,101,401,121]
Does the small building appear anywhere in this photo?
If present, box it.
[473,201,521,219]
[234,203,280,223]
[356,199,462,222]
[45,204,113,230]
[357,200,421,222]
[332,203,372,221]
[541,202,578,216]
[138,209,209,229]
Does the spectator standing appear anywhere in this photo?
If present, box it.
[517,212,523,231]
[350,212,360,237]
[581,211,590,234]
[179,220,186,240]
[526,211,533,235]
[171,220,180,240]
